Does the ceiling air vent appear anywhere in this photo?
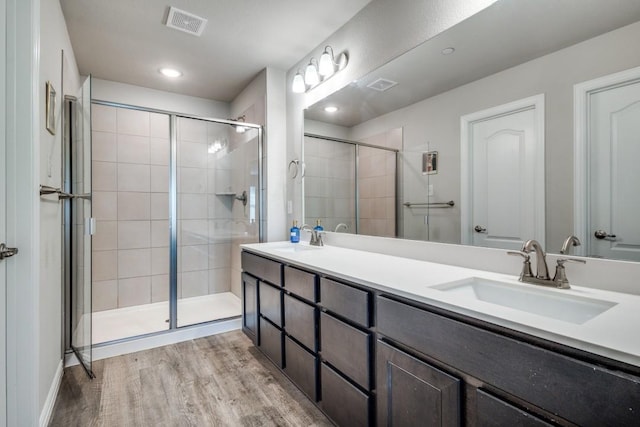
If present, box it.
[165,7,208,36]
[367,78,398,92]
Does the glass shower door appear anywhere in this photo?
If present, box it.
[176,117,260,327]
[69,75,94,377]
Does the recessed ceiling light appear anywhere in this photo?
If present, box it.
[324,106,338,113]
[441,47,455,55]
[159,68,182,78]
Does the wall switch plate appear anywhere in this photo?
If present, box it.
[287,200,293,214]
[428,184,434,196]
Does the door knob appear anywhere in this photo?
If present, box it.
[594,230,616,240]
[0,243,19,260]
[474,225,487,233]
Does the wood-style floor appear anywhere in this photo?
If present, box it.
[49,330,333,426]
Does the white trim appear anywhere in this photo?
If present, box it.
[573,65,640,257]
[38,360,63,427]
[460,94,546,247]
[65,318,241,367]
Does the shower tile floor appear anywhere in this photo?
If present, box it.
[92,292,241,344]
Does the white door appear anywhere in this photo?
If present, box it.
[582,75,640,260]
[461,95,545,250]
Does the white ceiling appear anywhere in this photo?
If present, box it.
[59,0,372,101]
[305,0,640,127]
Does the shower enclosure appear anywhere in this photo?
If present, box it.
[73,101,262,350]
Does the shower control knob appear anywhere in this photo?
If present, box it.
[474,225,487,233]
[594,230,616,240]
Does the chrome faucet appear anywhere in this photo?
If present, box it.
[522,239,550,280]
[508,238,586,289]
[560,235,581,254]
[334,223,348,232]
[301,224,324,246]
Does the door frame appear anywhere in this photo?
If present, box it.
[460,94,545,246]
[573,65,640,257]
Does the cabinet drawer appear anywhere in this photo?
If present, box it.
[320,312,371,390]
[284,294,317,352]
[259,281,282,327]
[259,317,283,368]
[242,251,282,286]
[377,295,640,426]
[321,363,370,427]
[284,336,318,401]
[319,277,371,327]
[284,265,317,302]
[475,389,552,427]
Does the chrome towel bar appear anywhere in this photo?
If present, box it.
[403,200,455,208]
[40,185,91,200]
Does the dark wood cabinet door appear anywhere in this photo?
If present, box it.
[259,317,283,368]
[284,336,318,401]
[321,363,370,427]
[474,389,553,427]
[320,312,371,390]
[377,340,461,427]
[242,273,258,344]
[284,293,317,352]
[259,281,282,326]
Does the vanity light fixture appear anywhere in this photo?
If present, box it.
[292,71,306,93]
[292,45,349,93]
[304,58,320,86]
[319,46,336,77]
[324,106,338,113]
[159,67,182,78]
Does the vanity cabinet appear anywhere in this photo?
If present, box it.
[242,249,640,427]
[377,295,640,426]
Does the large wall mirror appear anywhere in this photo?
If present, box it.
[303,0,640,262]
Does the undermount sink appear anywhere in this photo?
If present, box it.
[433,277,616,324]
[271,243,319,253]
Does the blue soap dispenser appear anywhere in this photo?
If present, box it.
[314,219,324,232]
[290,220,300,243]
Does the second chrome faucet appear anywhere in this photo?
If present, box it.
[508,237,585,289]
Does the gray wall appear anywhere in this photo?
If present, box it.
[347,20,640,252]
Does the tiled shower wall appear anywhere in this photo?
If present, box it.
[358,145,396,237]
[304,131,398,237]
[304,136,356,232]
[91,104,171,311]
[91,105,257,313]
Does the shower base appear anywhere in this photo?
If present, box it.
[92,292,241,344]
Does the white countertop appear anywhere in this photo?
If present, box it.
[242,241,640,368]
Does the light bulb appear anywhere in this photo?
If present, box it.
[304,61,320,86]
[292,71,305,93]
[319,50,335,77]
[159,68,182,78]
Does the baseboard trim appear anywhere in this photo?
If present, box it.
[65,317,241,368]
[39,360,64,427]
